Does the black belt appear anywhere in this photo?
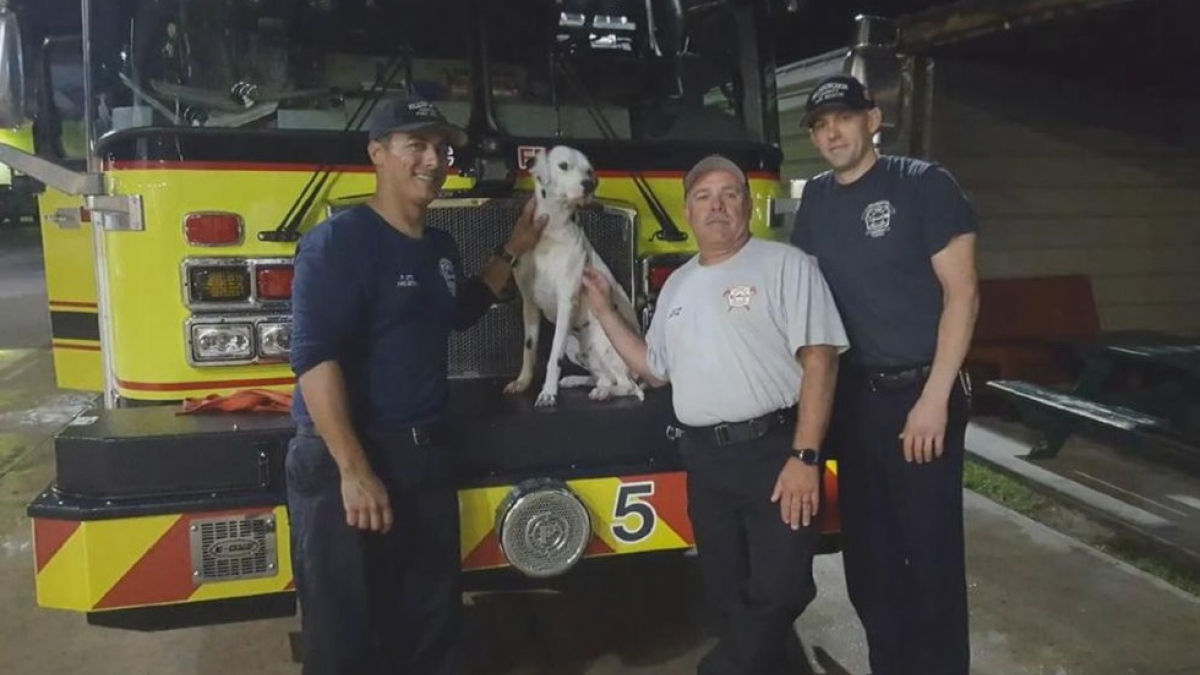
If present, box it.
[861,364,933,392]
[295,422,442,447]
[671,406,796,447]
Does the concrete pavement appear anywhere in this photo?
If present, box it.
[1,229,1197,674]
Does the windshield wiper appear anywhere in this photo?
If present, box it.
[259,53,409,243]
[556,61,687,242]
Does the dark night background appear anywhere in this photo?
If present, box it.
[11,1,1199,96]
[12,0,958,64]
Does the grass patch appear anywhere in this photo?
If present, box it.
[963,459,1053,515]
[1093,540,1200,597]
[965,458,1200,598]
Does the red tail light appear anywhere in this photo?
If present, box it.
[256,266,294,300]
[185,213,243,246]
[647,265,677,294]
[644,254,690,295]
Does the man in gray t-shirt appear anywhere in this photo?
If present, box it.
[582,155,848,675]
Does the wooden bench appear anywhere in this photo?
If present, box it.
[967,275,1101,414]
[986,380,1197,462]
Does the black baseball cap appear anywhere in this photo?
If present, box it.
[800,74,876,129]
[366,96,468,147]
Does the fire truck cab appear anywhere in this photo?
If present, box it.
[0,0,906,629]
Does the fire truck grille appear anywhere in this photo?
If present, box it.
[427,199,636,379]
[189,514,279,583]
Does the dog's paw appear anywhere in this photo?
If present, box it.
[535,391,558,407]
[588,386,612,401]
[503,378,531,395]
[609,382,644,400]
[559,375,594,389]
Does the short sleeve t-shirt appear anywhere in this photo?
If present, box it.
[645,237,849,426]
[791,156,977,368]
[290,205,464,432]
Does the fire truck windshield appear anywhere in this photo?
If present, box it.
[484,0,771,143]
[46,0,774,156]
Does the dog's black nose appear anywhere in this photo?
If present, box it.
[582,178,597,194]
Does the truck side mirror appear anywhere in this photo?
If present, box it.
[0,0,25,130]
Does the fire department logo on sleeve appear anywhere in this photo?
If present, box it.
[724,285,756,311]
[439,258,457,296]
[863,200,895,238]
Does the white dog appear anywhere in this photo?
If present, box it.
[503,146,643,407]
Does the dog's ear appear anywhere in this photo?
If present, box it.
[528,148,551,188]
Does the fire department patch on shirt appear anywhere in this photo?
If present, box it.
[439,258,457,296]
[724,285,756,311]
[863,200,895,238]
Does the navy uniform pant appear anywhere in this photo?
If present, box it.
[285,427,463,675]
[678,422,820,675]
[832,368,972,675]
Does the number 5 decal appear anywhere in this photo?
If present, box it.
[612,482,657,544]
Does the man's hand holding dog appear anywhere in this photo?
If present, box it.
[581,267,667,388]
[505,197,548,259]
[580,267,614,317]
[480,198,547,297]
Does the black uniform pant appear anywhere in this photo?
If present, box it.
[678,422,820,675]
[832,368,972,675]
[285,427,463,675]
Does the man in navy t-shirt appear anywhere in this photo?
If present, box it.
[286,96,545,675]
[790,75,980,675]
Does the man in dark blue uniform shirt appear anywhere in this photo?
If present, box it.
[286,96,545,675]
[790,75,980,675]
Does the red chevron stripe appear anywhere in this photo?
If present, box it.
[33,519,81,573]
[819,466,841,535]
[462,532,505,570]
[95,509,274,609]
[95,517,194,609]
[585,535,615,556]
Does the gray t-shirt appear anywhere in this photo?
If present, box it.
[646,237,849,426]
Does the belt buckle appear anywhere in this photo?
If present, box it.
[411,426,431,446]
[867,375,880,393]
[747,418,767,440]
[713,423,732,445]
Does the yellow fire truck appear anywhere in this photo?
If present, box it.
[0,0,902,629]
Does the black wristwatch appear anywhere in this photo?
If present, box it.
[788,448,821,466]
[494,244,518,267]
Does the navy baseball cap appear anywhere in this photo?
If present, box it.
[366,96,468,147]
[800,74,876,129]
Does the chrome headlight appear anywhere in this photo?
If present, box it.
[495,479,591,578]
[257,322,292,358]
[189,322,254,363]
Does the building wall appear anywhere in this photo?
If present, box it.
[778,60,1200,335]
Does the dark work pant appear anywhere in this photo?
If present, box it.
[832,369,972,675]
[285,428,463,675]
[679,424,820,675]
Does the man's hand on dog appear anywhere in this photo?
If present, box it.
[581,267,615,316]
[506,197,549,258]
[341,467,393,534]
